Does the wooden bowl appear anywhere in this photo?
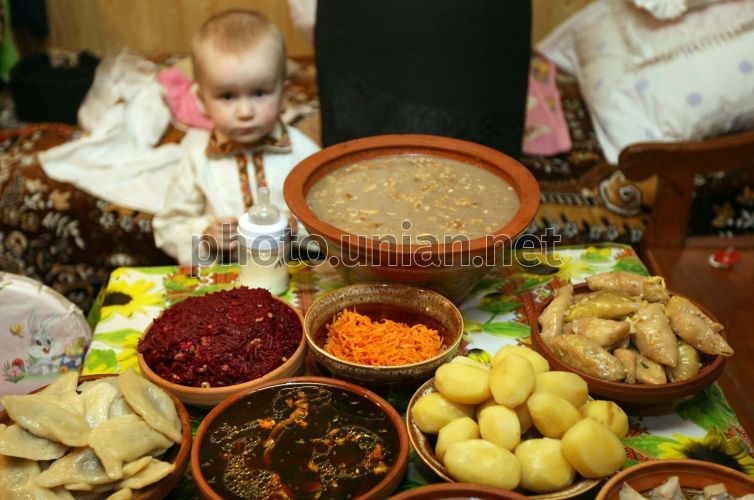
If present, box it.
[138,295,307,408]
[596,459,754,500]
[390,483,529,500]
[405,378,601,500]
[0,373,192,499]
[529,283,727,406]
[283,134,540,304]
[192,376,410,500]
[304,283,464,388]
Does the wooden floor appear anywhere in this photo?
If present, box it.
[643,246,754,439]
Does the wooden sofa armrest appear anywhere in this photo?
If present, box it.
[618,130,754,247]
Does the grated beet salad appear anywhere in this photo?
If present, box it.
[138,287,302,388]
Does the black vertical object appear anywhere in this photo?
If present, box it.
[315,0,532,157]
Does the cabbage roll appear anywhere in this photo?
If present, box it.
[538,284,573,345]
[667,341,701,382]
[632,303,678,367]
[636,354,667,385]
[666,296,733,356]
[566,290,642,321]
[549,335,625,381]
[614,348,638,384]
[586,271,669,303]
[571,317,630,348]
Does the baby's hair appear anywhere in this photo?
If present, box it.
[192,9,287,82]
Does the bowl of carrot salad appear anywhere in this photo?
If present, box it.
[304,283,464,387]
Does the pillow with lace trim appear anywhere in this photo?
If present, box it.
[573,0,754,163]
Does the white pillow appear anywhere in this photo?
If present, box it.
[536,2,609,76]
[573,0,754,163]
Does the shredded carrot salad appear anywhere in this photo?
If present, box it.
[323,309,444,366]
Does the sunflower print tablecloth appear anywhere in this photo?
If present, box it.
[82,243,754,497]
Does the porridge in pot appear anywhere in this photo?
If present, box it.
[306,155,519,243]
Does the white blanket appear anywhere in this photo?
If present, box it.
[40,50,184,214]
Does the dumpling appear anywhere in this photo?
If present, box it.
[106,487,133,500]
[0,423,68,460]
[108,395,135,419]
[0,454,72,499]
[88,414,173,480]
[35,447,112,488]
[0,394,90,447]
[121,456,152,478]
[118,368,182,443]
[42,371,85,416]
[116,458,174,489]
[40,371,80,398]
[80,380,119,429]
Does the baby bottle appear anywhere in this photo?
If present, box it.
[237,187,291,294]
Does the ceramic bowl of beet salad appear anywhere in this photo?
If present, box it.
[137,287,306,407]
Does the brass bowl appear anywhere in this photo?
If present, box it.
[406,378,602,500]
[0,373,192,499]
[283,134,539,304]
[304,283,464,387]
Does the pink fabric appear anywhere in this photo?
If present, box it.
[522,56,572,156]
[157,66,214,130]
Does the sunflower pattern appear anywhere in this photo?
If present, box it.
[98,278,163,321]
[80,243,754,493]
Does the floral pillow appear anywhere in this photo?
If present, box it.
[542,0,754,163]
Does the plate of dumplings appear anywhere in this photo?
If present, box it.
[0,369,191,499]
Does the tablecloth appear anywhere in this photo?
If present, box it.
[82,243,754,498]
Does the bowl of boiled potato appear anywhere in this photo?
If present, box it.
[407,345,629,498]
[529,272,731,405]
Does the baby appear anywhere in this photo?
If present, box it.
[153,9,320,265]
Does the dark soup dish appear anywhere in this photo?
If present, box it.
[198,382,403,499]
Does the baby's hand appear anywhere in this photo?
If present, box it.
[205,217,238,251]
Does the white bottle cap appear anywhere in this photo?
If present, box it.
[237,187,290,250]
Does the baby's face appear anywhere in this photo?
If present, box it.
[197,41,285,145]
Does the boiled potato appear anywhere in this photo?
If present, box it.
[489,353,535,408]
[451,356,490,371]
[513,403,533,434]
[491,345,550,374]
[478,405,520,451]
[435,417,479,462]
[515,438,576,493]
[579,400,629,438]
[561,418,625,478]
[444,439,521,490]
[435,361,491,405]
[475,398,496,420]
[477,398,532,434]
[411,392,474,434]
[533,371,589,408]
[527,392,581,439]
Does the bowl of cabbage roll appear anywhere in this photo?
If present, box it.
[530,272,733,405]
[0,370,192,499]
[596,459,754,500]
